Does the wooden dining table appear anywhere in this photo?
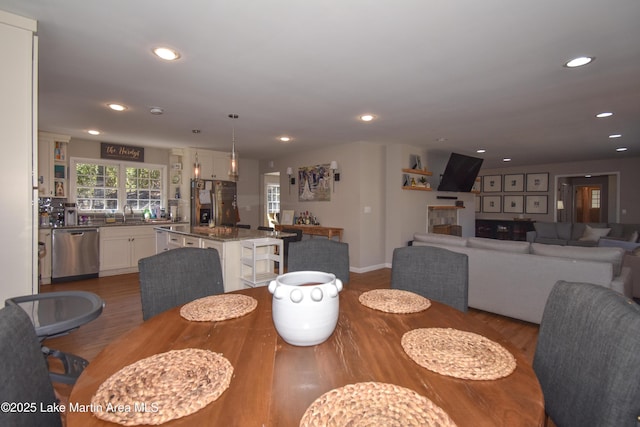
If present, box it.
[68,282,544,427]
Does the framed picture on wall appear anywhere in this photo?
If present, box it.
[281,210,295,225]
[526,173,549,192]
[482,195,501,213]
[482,175,502,192]
[525,195,548,214]
[503,195,524,214]
[504,174,524,192]
[475,195,481,213]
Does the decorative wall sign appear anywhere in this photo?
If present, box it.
[526,173,549,192]
[503,174,524,192]
[482,195,501,213]
[526,195,548,214]
[482,175,502,192]
[503,195,524,214]
[299,164,331,202]
[101,142,145,162]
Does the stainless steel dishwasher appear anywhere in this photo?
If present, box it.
[52,228,100,282]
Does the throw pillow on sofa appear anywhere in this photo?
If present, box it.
[579,225,611,242]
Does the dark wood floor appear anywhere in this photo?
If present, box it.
[41,268,542,417]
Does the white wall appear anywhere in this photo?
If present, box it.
[0,11,38,302]
[260,141,387,271]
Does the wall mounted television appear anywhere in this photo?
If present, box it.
[437,152,484,192]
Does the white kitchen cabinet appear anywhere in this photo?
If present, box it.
[155,228,170,253]
[183,235,201,248]
[158,230,244,292]
[188,148,230,180]
[100,226,156,276]
[38,132,70,197]
[38,229,52,285]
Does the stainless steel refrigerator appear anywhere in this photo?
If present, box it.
[191,179,238,226]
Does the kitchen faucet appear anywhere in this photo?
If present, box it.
[122,205,133,222]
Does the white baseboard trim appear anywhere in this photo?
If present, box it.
[349,263,391,274]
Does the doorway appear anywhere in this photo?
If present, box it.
[263,172,280,228]
[575,185,602,223]
[555,173,619,224]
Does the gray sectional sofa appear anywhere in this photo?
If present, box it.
[526,221,640,247]
[411,233,631,324]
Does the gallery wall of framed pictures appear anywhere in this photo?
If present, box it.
[476,172,549,214]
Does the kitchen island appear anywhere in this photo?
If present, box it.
[155,226,293,292]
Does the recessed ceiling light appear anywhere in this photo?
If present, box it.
[279,136,291,142]
[502,158,512,162]
[595,112,614,118]
[149,107,164,115]
[564,56,595,68]
[359,114,375,122]
[108,103,127,111]
[609,134,622,139]
[435,137,447,143]
[153,47,180,61]
[87,130,100,135]
[476,149,486,153]
[616,147,628,152]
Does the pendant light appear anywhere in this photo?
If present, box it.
[194,152,200,180]
[228,113,239,181]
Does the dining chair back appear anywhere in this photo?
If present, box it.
[391,245,469,312]
[138,247,224,320]
[0,305,62,427]
[533,280,640,427]
[280,227,303,269]
[287,238,350,283]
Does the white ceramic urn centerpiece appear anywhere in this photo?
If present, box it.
[268,271,343,346]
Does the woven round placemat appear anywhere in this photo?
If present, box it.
[180,294,257,321]
[358,289,431,313]
[401,328,516,380]
[299,382,457,427]
[91,348,233,426]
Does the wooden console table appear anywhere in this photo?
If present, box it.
[275,224,343,242]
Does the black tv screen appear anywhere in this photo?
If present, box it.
[437,152,484,192]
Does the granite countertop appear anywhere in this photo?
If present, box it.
[40,220,189,230]
[159,225,295,242]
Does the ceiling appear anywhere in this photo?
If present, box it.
[1,0,639,168]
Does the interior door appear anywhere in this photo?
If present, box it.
[575,185,602,223]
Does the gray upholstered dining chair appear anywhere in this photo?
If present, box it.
[287,238,350,283]
[533,280,640,427]
[280,227,302,269]
[391,245,468,312]
[0,305,62,427]
[138,247,225,320]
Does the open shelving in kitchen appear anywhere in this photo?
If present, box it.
[401,168,433,191]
